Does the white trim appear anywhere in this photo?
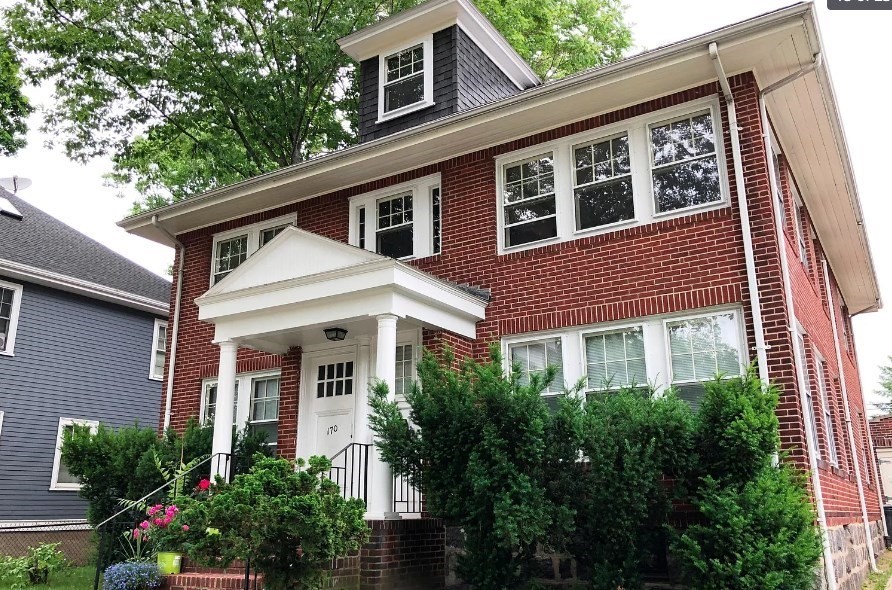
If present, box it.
[0,410,5,442]
[349,174,441,260]
[813,349,839,467]
[0,520,92,532]
[149,318,168,380]
[210,214,296,287]
[495,97,730,254]
[0,258,167,315]
[377,35,435,123]
[0,279,23,356]
[50,418,98,491]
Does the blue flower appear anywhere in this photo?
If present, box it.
[102,562,163,590]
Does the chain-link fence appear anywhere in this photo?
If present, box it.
[0,520,93,565]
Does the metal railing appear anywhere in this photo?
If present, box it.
[393,473,424,514]
[92,452,232,590]
[326,443,371,504]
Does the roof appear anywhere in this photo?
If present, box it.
[0,188,170,313]
[118,2,880,315]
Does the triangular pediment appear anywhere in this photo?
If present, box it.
[204,227,383,296]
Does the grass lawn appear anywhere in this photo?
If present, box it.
[866,548,892,590]
[0,566,97,590]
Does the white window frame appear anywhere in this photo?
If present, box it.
[815,353,839,467]
[349,173,440,260]
[581,324,649,393]
[149,319,168,381]
[495,96,730,254]
[200,370,282,433]
[795,328,821,461]
[377,34,435,123]
[791,183,809,268]
[0,279,24,356]
[662,309,747,389]
[50,418,98,491]
[209,214,296,286]
[505,335,568,401]
[0,411,5,442]
[501,305,747,403]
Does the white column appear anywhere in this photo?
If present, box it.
[366,314,400,520]
[211,340,238,481]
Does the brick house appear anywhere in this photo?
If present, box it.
[120,1,885,588]
[870,415,892,509]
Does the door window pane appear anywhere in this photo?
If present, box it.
[316,362,355,398]
[651,112,721,213]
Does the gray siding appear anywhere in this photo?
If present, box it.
[359,27,458,143]
[456,27,520,111]
[0,278,163,521]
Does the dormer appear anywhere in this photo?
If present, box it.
[338,0,540,143]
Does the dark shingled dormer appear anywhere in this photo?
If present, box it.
[338,0,540,143]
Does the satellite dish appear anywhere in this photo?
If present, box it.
[0,176,32,194]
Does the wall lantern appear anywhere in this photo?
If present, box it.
[323,327,348,341]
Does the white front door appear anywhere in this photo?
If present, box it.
[309,352,356,459]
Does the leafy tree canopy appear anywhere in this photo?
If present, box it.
[0,33,31,156]
[876,356,892,412]
[3,0,631,212]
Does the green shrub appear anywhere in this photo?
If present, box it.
[570,389,693,590]
[176,455,368,590]
[0,543,67,588]
[370,346,577,588]
[671,372,822,590]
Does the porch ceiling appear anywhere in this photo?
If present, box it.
[194,227,487,353]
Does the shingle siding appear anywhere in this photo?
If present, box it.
[456,27,519,110]
[0,279,163,521]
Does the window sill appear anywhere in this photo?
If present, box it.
[0,350,13,357]
[376,100,435,124]
[149,376,163,382]
[651,198,728,220]
[49,485,81,492]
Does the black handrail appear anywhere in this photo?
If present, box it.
[92,452,232,590]
[326,443,371,505]
[393,472,424,514]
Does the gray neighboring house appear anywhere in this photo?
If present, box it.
[0,188,169,559]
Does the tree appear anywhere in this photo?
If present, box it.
[0,34,31,156]
[3,0,631,212]
[875,356,892,412]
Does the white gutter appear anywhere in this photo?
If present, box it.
[823,257,883,568]
[757,53,837,590]
[152,215,184,430]
[709,43,770,387]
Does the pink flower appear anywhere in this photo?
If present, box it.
[147,504,163,516]
[197,479,211,491]
[182,525,189,532]
[153,518,164,526]
[132,529,141,539]
[166,505,178,516]
[139,520,150,530]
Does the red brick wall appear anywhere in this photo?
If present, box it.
[871,415,892,448]
[360,519,445,590]
[159,71,876,529]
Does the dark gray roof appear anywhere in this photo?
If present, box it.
[0,188,170,303]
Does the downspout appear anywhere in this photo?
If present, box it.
[708,43,770,386]
[823,258,880,570]
[152,215,185,431]
[752,50,837,589]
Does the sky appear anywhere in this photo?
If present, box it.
[1,0,890,409]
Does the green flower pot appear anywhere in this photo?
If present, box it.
[157,551,183,575]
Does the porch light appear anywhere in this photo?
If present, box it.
[323,327,348,341]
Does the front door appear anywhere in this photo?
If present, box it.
[310,352,356,459]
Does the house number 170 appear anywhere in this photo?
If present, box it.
[326,425,339,436]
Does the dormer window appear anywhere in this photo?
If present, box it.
[377,36,434,122]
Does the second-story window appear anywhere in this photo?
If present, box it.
[650,111,720,213]
[502,154,557,247]
[210,216,295,285]
[0,281,23,355]
[377,193,414,259]
[384,44,424,113]
[573,134,634,231]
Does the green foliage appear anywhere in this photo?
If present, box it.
[876,356,892,412]
[3,0,630,211]
[672,372,822,590]
[569,389,693,589]
[0,34,30,157]
[370,346,575,588]
[0,544,67,589]
[176,455,368,590]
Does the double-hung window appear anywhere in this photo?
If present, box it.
[0,280,23,355]
[250,377,280,447]
[210,216,295,285]
[350,174,441,260]
[796,333,821,459]
[202,381,239,425]
[150,319,167,380]
[573,134,634,230]
[51,418,98,490]
[509,338,564,409]
[666,312,743,409]
[791,184,809,268]
[378,37,433,121]
[817,359,839,466]
[650,111,721,213]
[502,154,557,247]
[584,327,647,395]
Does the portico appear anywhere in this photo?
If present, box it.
[193,227,487,518]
